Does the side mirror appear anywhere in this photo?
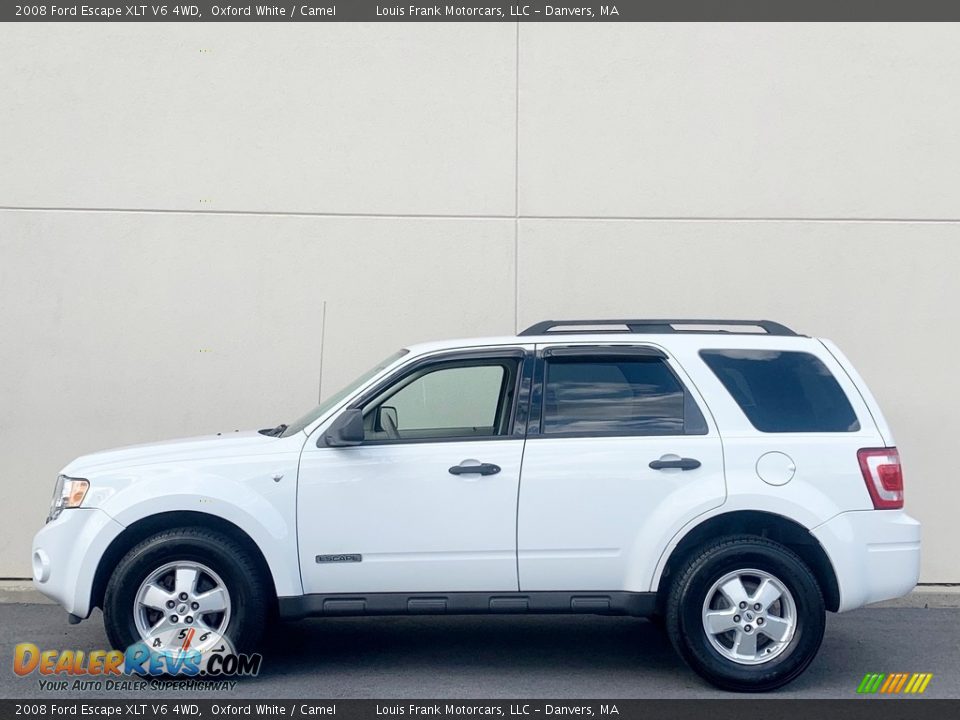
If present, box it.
[374,405,398,432]
[321,408,365,447]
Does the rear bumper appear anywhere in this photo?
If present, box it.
[812,510,921,612]
[31,508,125,618]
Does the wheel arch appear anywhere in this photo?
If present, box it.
[90,511,278,614]
[654,510,841,613]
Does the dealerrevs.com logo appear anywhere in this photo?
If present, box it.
[14,632,262,692]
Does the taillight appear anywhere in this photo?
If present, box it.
[858,448,903,510]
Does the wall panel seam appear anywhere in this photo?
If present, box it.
[513,21,521,334]
[3,207,960,224]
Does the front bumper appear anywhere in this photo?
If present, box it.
[32,508,125,618]
[812,509,921,612]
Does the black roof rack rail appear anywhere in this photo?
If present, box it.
[518,319,798,337]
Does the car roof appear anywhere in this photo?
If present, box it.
[403,330,818,358]
[403,319,808,356]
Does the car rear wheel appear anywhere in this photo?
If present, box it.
[665,535,825,692]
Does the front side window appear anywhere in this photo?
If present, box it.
[700,349,860,433]
[541,356,707,436]
[280,349,408,437]
[363,359,519,441]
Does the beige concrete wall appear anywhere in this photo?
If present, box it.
[1,23,957,581]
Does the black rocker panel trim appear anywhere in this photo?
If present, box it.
[277,591,657,620]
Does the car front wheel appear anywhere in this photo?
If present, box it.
[103,527,268,656]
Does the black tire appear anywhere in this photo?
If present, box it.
[665,535,825,692]
[103,527,269,654]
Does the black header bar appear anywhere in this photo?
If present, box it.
[8,1,960,22]
[0,700,956,720]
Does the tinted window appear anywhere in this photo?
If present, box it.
[542,357,707,436]
[700,350,860,433]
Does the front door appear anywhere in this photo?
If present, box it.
[517,344,726,591]
[297,348,532,594]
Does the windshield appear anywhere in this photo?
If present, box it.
[279,349,409,437]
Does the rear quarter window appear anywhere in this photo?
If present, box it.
[699,349,860,433]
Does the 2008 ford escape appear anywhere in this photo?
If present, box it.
[32,319,921,691]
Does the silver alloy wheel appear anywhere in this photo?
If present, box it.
[701,568,797,665]
[134,561,231,654]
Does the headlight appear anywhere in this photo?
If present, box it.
[47,475,90,523]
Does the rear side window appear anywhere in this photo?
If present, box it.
[542,356,708,436]
[700,350,860,433]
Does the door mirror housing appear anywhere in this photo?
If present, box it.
[374,405,398,432]
[322,408,365,447]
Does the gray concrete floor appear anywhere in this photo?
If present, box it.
[0,604,957,699]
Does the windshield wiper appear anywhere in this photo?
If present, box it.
[258,423,288,437]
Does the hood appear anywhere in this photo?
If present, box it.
[61,430,282,477]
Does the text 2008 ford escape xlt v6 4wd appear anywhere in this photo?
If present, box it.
[32,319,920,691]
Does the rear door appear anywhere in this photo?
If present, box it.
[517,344,726,591]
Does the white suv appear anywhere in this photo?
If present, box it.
[32,319,920,691]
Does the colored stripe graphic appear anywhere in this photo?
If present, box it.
[858,673,885,693]
[857,673,933,694]
[906,673,933,694]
